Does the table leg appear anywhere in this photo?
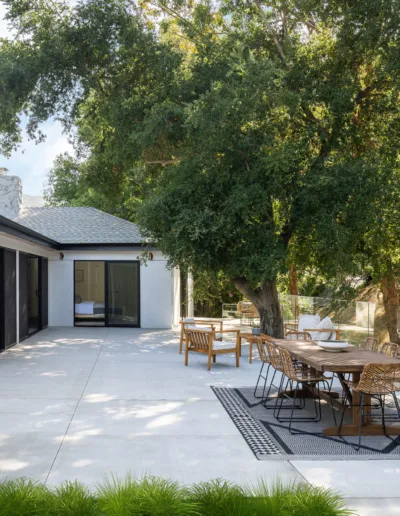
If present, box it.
[249,339,253,364]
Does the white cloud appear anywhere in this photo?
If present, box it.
[1,120,74,196]
[0,3,12,38]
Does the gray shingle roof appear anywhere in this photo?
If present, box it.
[13,207,143,244]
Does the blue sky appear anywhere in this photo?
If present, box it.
[0,4,74,196]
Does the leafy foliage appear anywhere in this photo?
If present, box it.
[2,0,400,334]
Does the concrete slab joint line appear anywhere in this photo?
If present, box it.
[0,327,398,515]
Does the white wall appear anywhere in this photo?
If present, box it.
[140,261,172,328]
[48,260,74,326]
[0,234,179,331]
[50,250,175,328]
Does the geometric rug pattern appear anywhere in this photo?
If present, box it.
[212,386,400,461]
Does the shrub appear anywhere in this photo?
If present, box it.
[0,476,356,516]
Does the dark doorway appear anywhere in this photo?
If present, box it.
[0,248,17,350]
[19,253,47,341]
[106,262,140,327]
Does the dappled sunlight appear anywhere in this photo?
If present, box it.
[62,428,104,442]
[103,402,183,421]
[40,371,67,377]
[146,413,182,429]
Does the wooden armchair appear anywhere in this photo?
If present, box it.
[179,318,223,354]
[184,328,240,370]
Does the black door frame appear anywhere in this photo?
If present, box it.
[19,252,46,342]
[73,260,141,328]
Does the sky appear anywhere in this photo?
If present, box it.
[0,3,74,196]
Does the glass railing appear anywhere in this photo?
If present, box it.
[222,296,397,346]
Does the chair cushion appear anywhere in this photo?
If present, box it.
[310,317,333,341]
[298,314,320,332]
[183,317,195,323]
[212,340,236,351]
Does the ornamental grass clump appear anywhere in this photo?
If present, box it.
[0,476,356,515]
[96,475,199,516]
[0,478,49,516]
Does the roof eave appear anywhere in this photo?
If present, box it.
[0,215,60,249]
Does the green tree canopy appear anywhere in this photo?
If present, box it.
[2,0,400,336]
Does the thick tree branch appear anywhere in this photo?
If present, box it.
[253,0,288,66]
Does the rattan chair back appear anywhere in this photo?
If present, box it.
[278,346,299,381]
[380,342,400,359]
[361,336,379,353]
[266,341,283,371]
[357,363,400,394]
[255,338,271,364]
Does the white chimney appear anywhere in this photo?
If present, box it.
[0,168,23,219]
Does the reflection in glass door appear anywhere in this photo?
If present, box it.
[106,262,140,326]
[28,257,40,334]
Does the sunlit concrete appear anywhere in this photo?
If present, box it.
[0,327,394,514]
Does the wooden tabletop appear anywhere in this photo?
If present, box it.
[239,333,270,340]
[271,339,400,373]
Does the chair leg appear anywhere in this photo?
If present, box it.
[323,380,337,426]
[184,340,189,366]
[262,369,277,407]
[213,354,216,363]
[236,348,240,368]
[356,393,364,452]
[254,363,271,399]
[338,392,347,438]
[207,352,212,371]
[288,383,299,434]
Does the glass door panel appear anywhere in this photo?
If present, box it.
[106,262,140,326]
[28,257,40,334]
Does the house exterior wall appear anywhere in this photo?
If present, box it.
[49,250,174,329]
[0,234,180,341]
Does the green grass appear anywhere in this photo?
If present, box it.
[0,476,356,515]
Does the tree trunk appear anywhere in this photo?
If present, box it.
[234,277,283,338]
[289,263,299,322]
[380,276,400,344]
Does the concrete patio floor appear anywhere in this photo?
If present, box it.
[0,327,399,515]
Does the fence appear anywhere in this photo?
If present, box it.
[222,296,384,345]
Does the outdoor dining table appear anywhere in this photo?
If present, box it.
[271,338,400,437]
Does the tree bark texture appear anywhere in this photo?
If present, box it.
[234,277,283,338]
[380,276,400,344]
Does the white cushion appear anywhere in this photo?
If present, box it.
[212,340,236,351]
[298,314,320,332]
[310,317,333,341]
[183,317,195,323]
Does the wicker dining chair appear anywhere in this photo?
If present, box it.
[338,362,400,450]
[261,342,306,412]
[380,342,400,359]
[273,347,336,434]
[361,336,380,353]
[184,328,240,371]
[254,338,273,399]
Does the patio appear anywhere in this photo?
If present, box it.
[0,328,399,515]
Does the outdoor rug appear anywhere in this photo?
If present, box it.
[212,386,400,460]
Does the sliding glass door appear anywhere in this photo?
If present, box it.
[74,261,140,327]
[106,262,140,327]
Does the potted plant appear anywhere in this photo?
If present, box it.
[252,324,261,336]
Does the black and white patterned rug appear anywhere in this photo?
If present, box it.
[212,386,400,460]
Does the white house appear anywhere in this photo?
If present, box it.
[0,169,182,350]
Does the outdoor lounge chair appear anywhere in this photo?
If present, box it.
[179,317,223,354]
[184,328,240,371]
